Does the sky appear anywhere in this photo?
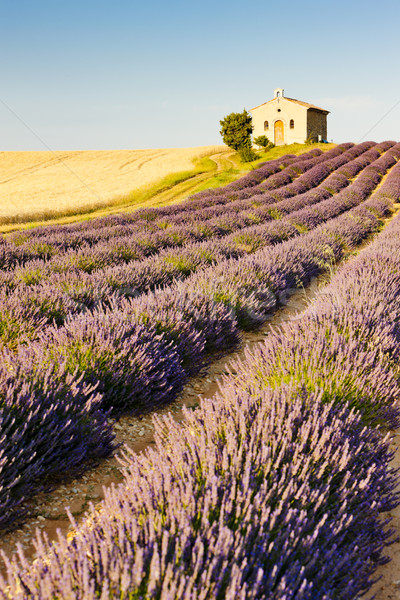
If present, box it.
[1,0,399,150]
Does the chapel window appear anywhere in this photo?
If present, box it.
[290,119,294,129]
[264,121,269,130]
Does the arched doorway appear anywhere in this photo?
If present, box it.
[274,120,284,145]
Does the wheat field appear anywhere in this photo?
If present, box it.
[0,145,227,224]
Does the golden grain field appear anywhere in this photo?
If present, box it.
[0,145,226,223]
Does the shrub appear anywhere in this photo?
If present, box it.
[254,134,274,149]
[239,146,258,163]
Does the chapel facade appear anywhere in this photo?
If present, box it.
[250,88,329,146]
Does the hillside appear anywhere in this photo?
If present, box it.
[0,143,334,230]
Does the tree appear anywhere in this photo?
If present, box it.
[219,110,253,152]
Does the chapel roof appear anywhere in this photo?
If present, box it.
[251,96,329,114]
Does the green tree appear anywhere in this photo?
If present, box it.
[219,110,253,152]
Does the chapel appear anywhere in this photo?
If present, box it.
[250,88,329,146]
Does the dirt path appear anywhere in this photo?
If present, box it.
[133,149,238,209]
[359,205,400,600]
[363,445,400,600]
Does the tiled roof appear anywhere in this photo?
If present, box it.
[250,96,329,113]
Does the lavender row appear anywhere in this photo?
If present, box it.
[3,196,400,597]
[0,144,395,347]
[0,179,393,531]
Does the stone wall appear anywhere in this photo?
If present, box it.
[306,109,328,141]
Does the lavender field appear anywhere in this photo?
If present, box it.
[1,141,400,598]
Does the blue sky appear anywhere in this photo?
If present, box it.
[1,0,399,150]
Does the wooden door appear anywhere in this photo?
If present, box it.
[274,120,284,145]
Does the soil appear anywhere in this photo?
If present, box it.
[361,443,400,600]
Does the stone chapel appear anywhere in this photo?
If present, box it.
[250,88,329,146]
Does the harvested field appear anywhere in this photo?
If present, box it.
[0,145,227,223]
